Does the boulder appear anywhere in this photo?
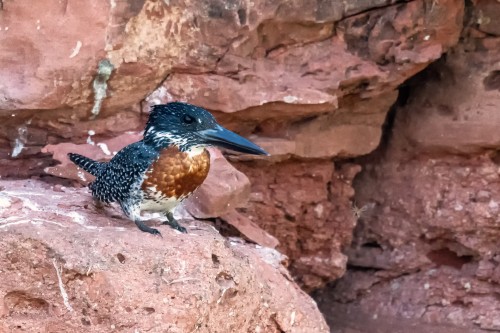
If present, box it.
[184,149,251,219]
[0,179,328,332]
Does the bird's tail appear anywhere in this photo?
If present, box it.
[68,153,105,177]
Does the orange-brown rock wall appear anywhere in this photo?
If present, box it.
[316,2,500,331]
[2,0,500,331]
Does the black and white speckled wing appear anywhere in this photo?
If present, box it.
[90,141,158,203]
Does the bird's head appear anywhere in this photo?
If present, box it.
[143,102,268,156]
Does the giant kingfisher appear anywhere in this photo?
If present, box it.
[68,102,268,236]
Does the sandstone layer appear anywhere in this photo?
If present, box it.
[2,0,500,331]
[0,0,465,290]
[316,3,500,330]
[0,180,327,333]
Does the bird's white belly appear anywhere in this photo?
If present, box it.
[140,185,184,212]
[139,196,182,212]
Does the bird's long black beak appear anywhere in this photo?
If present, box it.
[197,125,269,156]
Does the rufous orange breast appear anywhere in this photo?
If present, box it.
[141,146,210,202]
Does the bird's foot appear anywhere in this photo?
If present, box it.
[162,212,187,233]
[161,218,187,233]
[134,219,162,237]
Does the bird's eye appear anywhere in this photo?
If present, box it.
[182,115,195,124]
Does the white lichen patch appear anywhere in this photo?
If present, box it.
[52,259,74,312]
[67,211,86,225]
[69,40,82,58]
[11,125,28,158]
[91,59,114,119]
[145,86,173,105]
[313,204,324,218]
[77,171,87,182]
[290,311,296,326]
[283,95,299,103]
[86,130,95,145]
[0,195,12,208]
[97,142,111,155]
[0,219,31,229]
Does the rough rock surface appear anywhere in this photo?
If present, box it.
[0,0,462,115]
[220,210,280,249]
[234,160,361,290]
[318,152,500,331]
[0,0,465,293]
[184,149,252,219]
[3,0,500,331]
[0,180,328,333]
[316,3,500,330]
[394,40,500,154]
[0,0,463,159]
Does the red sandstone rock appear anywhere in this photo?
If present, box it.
[0,1,108,110]
[235,161,361,290]
[0,179,328,332]
[1,0,463,163]
[319,152,500,331]
[394,44,500,154]
[220,210,280,249]
[2,0,493,330]
[473,0,500,36]
[42,132,142,183]
[184,149,251,219]
[318,12,500,326]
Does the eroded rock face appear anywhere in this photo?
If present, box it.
[234,160,361,290]
[155,0,464,160]
[394,43,500,154]
[0,180,328,333]
[316,3,500,329]
[0,0,466,292]
[0,0,463,158]
[318,152,500,332]
[183,149,252,219]
[2,0,489,328]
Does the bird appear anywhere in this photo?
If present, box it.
[68,102,268,236]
